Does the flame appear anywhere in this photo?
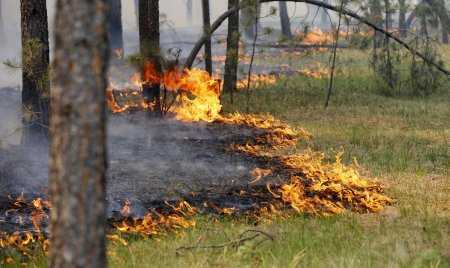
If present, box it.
[298,28,335,45]
[114,201,197,236]
[107,61,222,122]
[237,74,278,90]
[297,64,330,79]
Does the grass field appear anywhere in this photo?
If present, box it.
[4,48,450,267]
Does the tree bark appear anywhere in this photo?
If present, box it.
[50,0,109,267]
[279,2,293,38]
[139,0,161,115]
[107,0,124,51]
[399,0,407,38]
[369,0,383,48]
[241,0,261,40]
[20,0,50,145]
[202,0,213,75]
[223,0,240,102]
[424,0,449,43]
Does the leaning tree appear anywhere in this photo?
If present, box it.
[185,0,450,76]
[20,0,50,144]
[50,0,110,266]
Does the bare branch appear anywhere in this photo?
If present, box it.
[184,0,450,77]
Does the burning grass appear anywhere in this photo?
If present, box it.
[0,63,392,261]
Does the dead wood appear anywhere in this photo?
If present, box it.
[175,229,274,253]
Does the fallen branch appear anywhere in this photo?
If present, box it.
[254,43,348,49]
[175,229,274,253]
[184,0,450,77]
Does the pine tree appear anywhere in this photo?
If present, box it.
[50,0,109,266]
[20,0,50,144]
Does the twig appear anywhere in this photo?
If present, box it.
[324,0,345,108]
[175,229,274,253]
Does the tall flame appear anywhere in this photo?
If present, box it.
[108,61,222,122]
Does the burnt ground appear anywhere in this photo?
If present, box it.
[0,87,284,232]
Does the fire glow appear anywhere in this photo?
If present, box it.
[107,61,222,122]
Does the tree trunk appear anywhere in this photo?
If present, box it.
[50,0,109,267]
[241,0,260,40]
[139,0,161,115]
[202,0,213,75]
[442,24,449,43]
[399,0,407,37]
[107,0,124,51]
[426,0,450,43]
[20,0,50,145]
[223,0,240,103]
[185,0,450,76]
[319,0,330,30]
[369,0,383,48]
[279,2,293,39]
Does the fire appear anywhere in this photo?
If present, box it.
[223,114,392,214]
[236,74,278,90]
[107,61,222,122]
[297,28,335,45]
[114,201,197,236]
[297,64,330,79]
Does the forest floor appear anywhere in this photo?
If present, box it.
[4,47,450,267]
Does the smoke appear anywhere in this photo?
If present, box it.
[0,85,261,210]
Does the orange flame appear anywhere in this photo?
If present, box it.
[108,61,222,122]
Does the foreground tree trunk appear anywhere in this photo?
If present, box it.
[202,0,213,75]
[279,2,293,39]
[107,0,124,51]
[223,0,240,102]
[50,0,109,267]
[139,0,161,115]
[20,0,50,144]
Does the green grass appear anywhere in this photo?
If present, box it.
[3,48,450,268]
